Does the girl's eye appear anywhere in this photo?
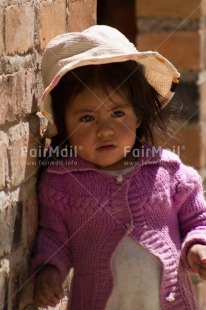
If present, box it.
[112,111,125,118]
[80,115,94,122]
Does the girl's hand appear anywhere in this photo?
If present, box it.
[33,264,64,308]
[187,244,206,280]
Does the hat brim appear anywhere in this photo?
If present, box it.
[40,51,180,125]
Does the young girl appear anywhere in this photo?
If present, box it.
[31,25,206,309]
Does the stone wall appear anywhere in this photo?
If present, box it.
[0,0,96,309]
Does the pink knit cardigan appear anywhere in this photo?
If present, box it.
[31,145,206,309]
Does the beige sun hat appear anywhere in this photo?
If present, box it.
[40,24,180,132]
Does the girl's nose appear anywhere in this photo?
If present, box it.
[96,121,114,138]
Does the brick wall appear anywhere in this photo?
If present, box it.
[136,0,206,306]
[136,0,206,176]
[0,1,96,309]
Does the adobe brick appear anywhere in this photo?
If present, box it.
[12,201,23,249]
[138,17,200,33]
[0,8,4,56]
[0,74,19,124]
[199,79,206,122]
[8,122,30,188]
[0,146,8,189]
[5,4,34,55]
[0,259,9,307]
[24,117,41,181]
[8,118,40,189]
[137,0,202,19]
[0,69,40,125]
[19,68,41,115]
[38,0,67,50]
[0,190,20,256]
[137,31,201,71]
[68,0,96,31]
[179,126,204,169]
[198,1,206,16]
[0,132,9,190]
[163,124,205,169]
[20,179,38,245]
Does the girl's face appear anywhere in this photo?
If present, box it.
[65,86,140,170]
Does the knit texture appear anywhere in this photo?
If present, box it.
[31,145,206,309]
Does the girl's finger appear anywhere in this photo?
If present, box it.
[41,282,60,305]
[45,291,60,306]
[49,278,64,299]
[37,295,57,308]
[34,294,51,308]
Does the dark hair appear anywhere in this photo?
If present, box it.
[51,61,173,145]
[39,61,177,170]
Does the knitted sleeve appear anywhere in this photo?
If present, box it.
[175,165,206,269]
[30,182,73,282]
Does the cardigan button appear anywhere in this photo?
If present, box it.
[125,223,131,229]
[166,292,175,302]
[116,175,123,183]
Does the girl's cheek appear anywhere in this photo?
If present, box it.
[120,120,136,131]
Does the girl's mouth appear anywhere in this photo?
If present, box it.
[96,145,116,152]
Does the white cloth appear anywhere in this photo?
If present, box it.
[105,237,162,310]
[100,167,162,310]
